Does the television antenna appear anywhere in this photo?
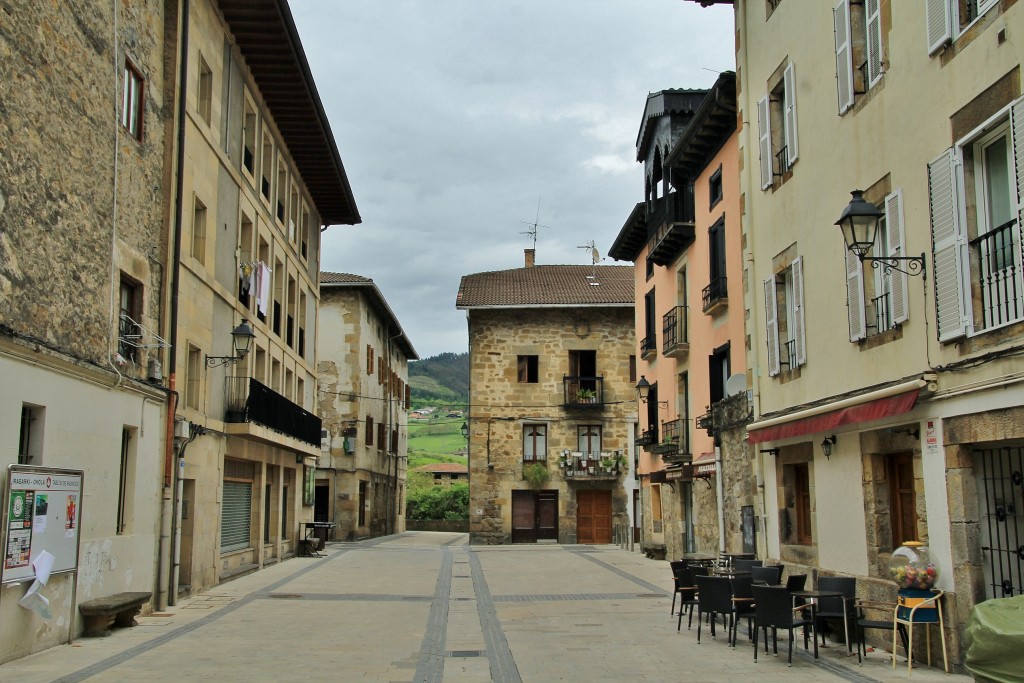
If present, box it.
[519,198,552,250]
[578,240,604,285]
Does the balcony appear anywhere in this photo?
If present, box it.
[652,418,692,465]
[662,305,689,359]
[558,451,624,480]
[696,409,714,436]
[702,276,728,314]
[636,429,657,447]
[563,376,605,409]
[645,189,696,266]
[640,334,657,361]
[225,376,321,446]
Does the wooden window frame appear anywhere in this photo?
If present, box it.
[517,355,538,383]
[121,58,145,141]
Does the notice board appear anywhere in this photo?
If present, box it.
[2,466,84,584]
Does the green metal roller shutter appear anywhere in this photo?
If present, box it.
[221,480,252,552]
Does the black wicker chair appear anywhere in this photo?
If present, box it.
[734,558,763,572]
[694,575,734,644]
[730,575,757,647]
[751,565,782,585]
[815,576,857,651]
[751,584,811,666]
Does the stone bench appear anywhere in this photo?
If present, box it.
[79,591,152,637]
[640,543,667,560]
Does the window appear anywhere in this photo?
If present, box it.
[703,217,727,312]
[764,256,805,376]
[121,59,144,140]
[929,97,1024,341]
[757,63,799,189]
[117,427,136,534]
[523,424,547,462]
[834,0,884,115]
[709,166,723,209]
[642,288,657,357]
[197,54,213,125]
[578,425,602,456]
[242,95,257,177]
[377,423,385,451]
[185,345,201,409]
[358,481,367,527]
[191,195,207,265]
[300,204,310,260]
[926,0,1000,54]
[517,355,538,383]
[366,416,374,446]
[367,345,375,375]
[260,132,273,201]
[276,160,288,224]
[18,404,44,465]
[118,275,142,362]
[289,184,299,244]
[709,343,730,405]
[888,453,918,547]
[846,189,909,339]
[629,354,636,384]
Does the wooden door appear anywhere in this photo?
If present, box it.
[512,490,537,543]
[577,490,612,544]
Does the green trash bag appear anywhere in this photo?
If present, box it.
[964,595,1024,683]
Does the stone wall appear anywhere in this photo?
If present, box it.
[0,0,168,374]
[467,306,635,544]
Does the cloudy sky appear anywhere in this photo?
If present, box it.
[291,1,734,359]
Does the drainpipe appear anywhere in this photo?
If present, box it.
[715,444,725,553]
[158,0,189,612]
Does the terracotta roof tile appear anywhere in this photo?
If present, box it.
[456,265,634,308]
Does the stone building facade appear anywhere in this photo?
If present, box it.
[457,256,636,545]
[0,0,169,662]
[318,273,416,541]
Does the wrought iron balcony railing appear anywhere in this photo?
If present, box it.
[558,451,623,479]
[662,305,689,358]
[645,188,696,266]
[225,376,321,446]
[563,376,605,408]
[640,334,657,360]
[702,276,728,313]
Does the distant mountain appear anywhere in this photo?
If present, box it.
[409,352,468,405]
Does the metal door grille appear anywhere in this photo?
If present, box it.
[221,480,252,552]
[975,447,1024,599]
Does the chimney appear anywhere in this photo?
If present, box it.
[524,248,535,268]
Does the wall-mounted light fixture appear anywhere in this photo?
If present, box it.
[820,435,837,459]
[205,321,256,367]
[635,375,668,407]
[460,422,469,439]
[835,190,925,278]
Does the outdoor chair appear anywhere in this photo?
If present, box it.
[751,584,811,666]
[729,575,757,647]
[854,600,908,665]
[670,561,698,618]
[694,575,734,644]
[785,574,807,592]
[734,558,763,572]
[751,565,781,585]
[815,576,857,652]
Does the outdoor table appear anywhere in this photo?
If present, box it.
[300,522,335,556]
[680,552,717,566]
[791,590,851,660]
[711,567,751,578]
[721,551,755,566]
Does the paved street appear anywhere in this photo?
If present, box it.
[0,532,969,682]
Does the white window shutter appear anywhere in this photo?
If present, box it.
[764,276,781,377]
[885,189,910,325]
[928,149,969,341]
[865,0,883,87]
[834,0,855,114]
[792,256,807,366]
[925,0,951,55]
[845,247,866,341]
[977,0,999,17]
[784,64,799,164]
[1006,96,1024,318]
[757,95,772,190]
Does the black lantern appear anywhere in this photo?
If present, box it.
[835,190,926,277]
[206,321,256,367]
[460,422,468,439]
[635,375,651,403]
[835,190,883,257]
[821,435,837,459]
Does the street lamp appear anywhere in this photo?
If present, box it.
[635,375,651,403]
[835,190,926,277]
[460,422,468,439]
[820,434,837,460]
[205,321,256,367]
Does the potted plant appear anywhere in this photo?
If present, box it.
[523,462,550,489]
[576,388,596,404]
[613,451,629,474]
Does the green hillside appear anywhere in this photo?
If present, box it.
[409,352,468,405]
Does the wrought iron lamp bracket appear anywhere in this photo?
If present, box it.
[860,252,926,279]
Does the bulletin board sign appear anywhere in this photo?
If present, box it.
[2,466,84,584]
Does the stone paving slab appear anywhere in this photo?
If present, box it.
[0,533,970,682]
